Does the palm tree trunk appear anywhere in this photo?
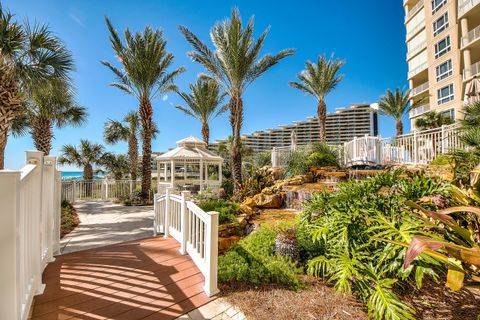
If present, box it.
[201,122,210,145]
[396,119,404,136]
[84,163,93,197]
[139,96,153,202]
[0,70,23,170]
[128,135,138,188]
[0,130,8,170]
[317,100,327,143]
[229,93,243,191]
[32,117,53,155]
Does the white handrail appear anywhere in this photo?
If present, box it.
[153,188,219,297]
[344,124,464,166]
[0,151,61,320]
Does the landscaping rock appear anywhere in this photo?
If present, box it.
[218,235,241,253]
[252,193,282,208]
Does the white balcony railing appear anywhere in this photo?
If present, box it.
[462,24,480,48]
[459,0,480,17]
[463,60,480,81]
[406,20,425,40]
[408,61,428,79]
[410,82,429,97]
[409,103,430,118]
[407,41,427,60]
[405,0,424,21]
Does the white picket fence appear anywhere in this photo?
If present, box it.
[153,188,219,297]
[61,179,138,203]
[344,124,464,167]
[0,151,61,320]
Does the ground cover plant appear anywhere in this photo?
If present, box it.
[60,200,80,237]
[301,170,453,320]
[199,199,241,224]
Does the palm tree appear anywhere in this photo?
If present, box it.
[102,17,185,201]
[104,111,158,184]
[175,78,227,144]
[11,79,87,155]
[460,101,480,150]
[58,139,105,180]
[289,55,345,143]
[414,111,454,131]
[100,153,130,180]
[377,88,425,136]
[179,8,294,190]
[0,5,74,168]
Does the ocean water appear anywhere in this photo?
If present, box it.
[61,171,106,180]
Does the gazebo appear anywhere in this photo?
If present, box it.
[156,136,223,194]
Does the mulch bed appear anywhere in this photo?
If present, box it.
[220,277,367,320]
[60,204,80,238]
[220,276,480,320]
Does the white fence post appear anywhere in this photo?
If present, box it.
[164,187,171,238]
[413,130,418,164]
[153,193,159,236]
[42,156,56,263]
[72,180,77,204]
[0,170,21,320]
[180,190,190,255]
[26,150,45,294]
[204,211,219,297]
[53,171,61,255]
[441,125,446,154]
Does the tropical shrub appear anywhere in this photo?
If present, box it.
[301,170,450,320]
[60,200,80,237]
[218,226,303,289]
[306,152,338,168]
[401,202,480,291]
[199,199,240,224]
[286,144,339,177]
[430,154,453,165]
[285,149,309,176]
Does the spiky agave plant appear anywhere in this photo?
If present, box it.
[275,226,299,262]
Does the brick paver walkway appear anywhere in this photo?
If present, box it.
[31,237,214,320]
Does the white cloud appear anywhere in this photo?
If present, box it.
[70,12,85,28]
[162,95,169,101]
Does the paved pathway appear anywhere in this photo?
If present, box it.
[32,237,214,320]
[175,298,246,320]
[60,201,154,254]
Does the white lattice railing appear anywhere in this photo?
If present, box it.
[0,151,61,320]
[154,188,219,297]
[344,124,464,167]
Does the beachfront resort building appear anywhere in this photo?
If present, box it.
[211,104,379,153]
[404,0,480,128]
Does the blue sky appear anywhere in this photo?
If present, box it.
[4,0,408,170]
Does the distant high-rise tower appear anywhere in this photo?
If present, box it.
[404,0,480,128]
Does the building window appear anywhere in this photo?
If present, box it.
[431,0,447,14]
[441,108,455,120]
[437,84,454,105]
[434,36,451,59]
[436,59,453,81]
[433,12,449,36]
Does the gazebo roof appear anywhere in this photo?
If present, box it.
[156,136,223,162]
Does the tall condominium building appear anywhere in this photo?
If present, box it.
[404,0,480,128]
[211,104,378,153]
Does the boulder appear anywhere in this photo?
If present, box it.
[218,236,241,253]
[242,197,256,208]
[239,203,256,217]
[252,193,282,208]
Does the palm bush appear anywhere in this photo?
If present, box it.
[302,170,451,320]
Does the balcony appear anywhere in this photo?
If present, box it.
[410,81,429,97]
[459,0,480,17]
[407,41,427,60]
[405,1,424,22]
[410,104,430,118]
[408,61,428,79]
[463,61,480,81]
[406,20,426,40]
[461,25,480,48]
